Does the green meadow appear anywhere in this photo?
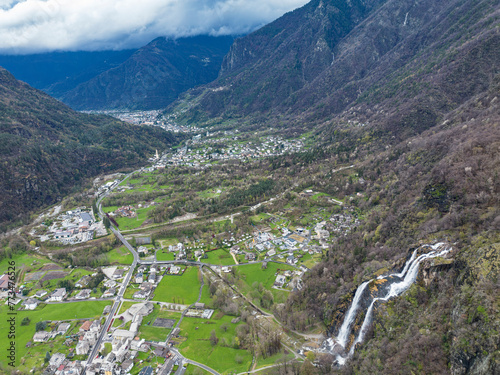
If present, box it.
[153,267,201,305]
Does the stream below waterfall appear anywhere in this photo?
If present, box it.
[319,242,452,365]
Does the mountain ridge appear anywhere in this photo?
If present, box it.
[172,0,499,137]
[0,67,181,229]
[60,35,235,110]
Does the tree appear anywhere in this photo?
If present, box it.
[36,321,47,332]
[21,317,30,326]
[103,216,111,229]
[209,330,219,346]
[44,352,51,363]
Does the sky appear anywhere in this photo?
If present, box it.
[0,0,309,54]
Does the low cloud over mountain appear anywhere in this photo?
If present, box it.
[0,0,308,54]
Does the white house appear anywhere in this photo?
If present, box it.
[22,298,39,310]
[33,331,50,342]
[76,340,90,355]
[35,290,48,298]
[49,288,66,302]
[57,323,71,335]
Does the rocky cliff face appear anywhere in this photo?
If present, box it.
[174,0,499,138]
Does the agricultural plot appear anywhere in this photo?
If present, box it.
[153,266,201,305]
[113,205,155,230]
[234,262,296,306]
[177,314,252,374]
[0,253,52,274]
[106,246,134,264]
[200,249,235,266]
[138,305,181,342]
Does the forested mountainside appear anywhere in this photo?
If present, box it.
[0,67,180,230]
[164,0,499,373]
[173,0,498,135]
[60,36,234,110]
[0,50,135,98]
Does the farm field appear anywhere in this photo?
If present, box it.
[106,246,134,264]
[153,266,201,305]
[177,314,252,374]
[138,305,182,342]
[200,249,235,266]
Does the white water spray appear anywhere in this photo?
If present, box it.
[323,243,451,364]
[336,280,370,348]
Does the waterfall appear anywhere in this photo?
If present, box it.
[336,280,370,348]
[322,243,451,364]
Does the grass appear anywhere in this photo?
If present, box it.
[156,251,176,261]
[200,249,235,266]
[235,262,295,291]
[114,205,155,230]
[184,365,212,375]
[255,351,295,368]
[106,246,134,265]
[178,314,252,374]
[0,253,52,275]
[234,262,295,306]
[198,278,213,308]
[118,301,136,315]
[153,267,201,305]
[301,252,323,268]
[158,238,180,248]
[138,305,182,342]
[249,213,270,223]
[0,301,112,370]
[311,192,328,201]
[197,189,221,199]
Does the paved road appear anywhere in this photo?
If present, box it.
[85,172,139,371]
[81,161,327,371]
[169,348,220,375]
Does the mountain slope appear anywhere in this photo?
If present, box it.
[60,36,234,110]
[0,50,135,98]
[162,1,499,373]
[173,0,499,136]
[0,67,180,229]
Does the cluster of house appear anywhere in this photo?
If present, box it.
[152,134,305,169]
[166,242,186,260]
[184,302,214,319]
[273,268,307,290]
[106,109,161,125]
[32,321,72,344]
[18,287,63,310]
[113,206,137,218]
[42,353,83,375]
[329,212,360,236]
[133,264,161,299]
[35,208,106,245]
[249,231,300,256]
[37,300,175,375]
[96,179,120,196]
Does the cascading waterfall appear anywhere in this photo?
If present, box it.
[336,280,370,348]
[321,243,451,365]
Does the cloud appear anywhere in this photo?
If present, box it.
[0,0,309,54]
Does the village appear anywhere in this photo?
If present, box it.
[1,119,363,375]
[147,134,305,170]
[30,207,107,245]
